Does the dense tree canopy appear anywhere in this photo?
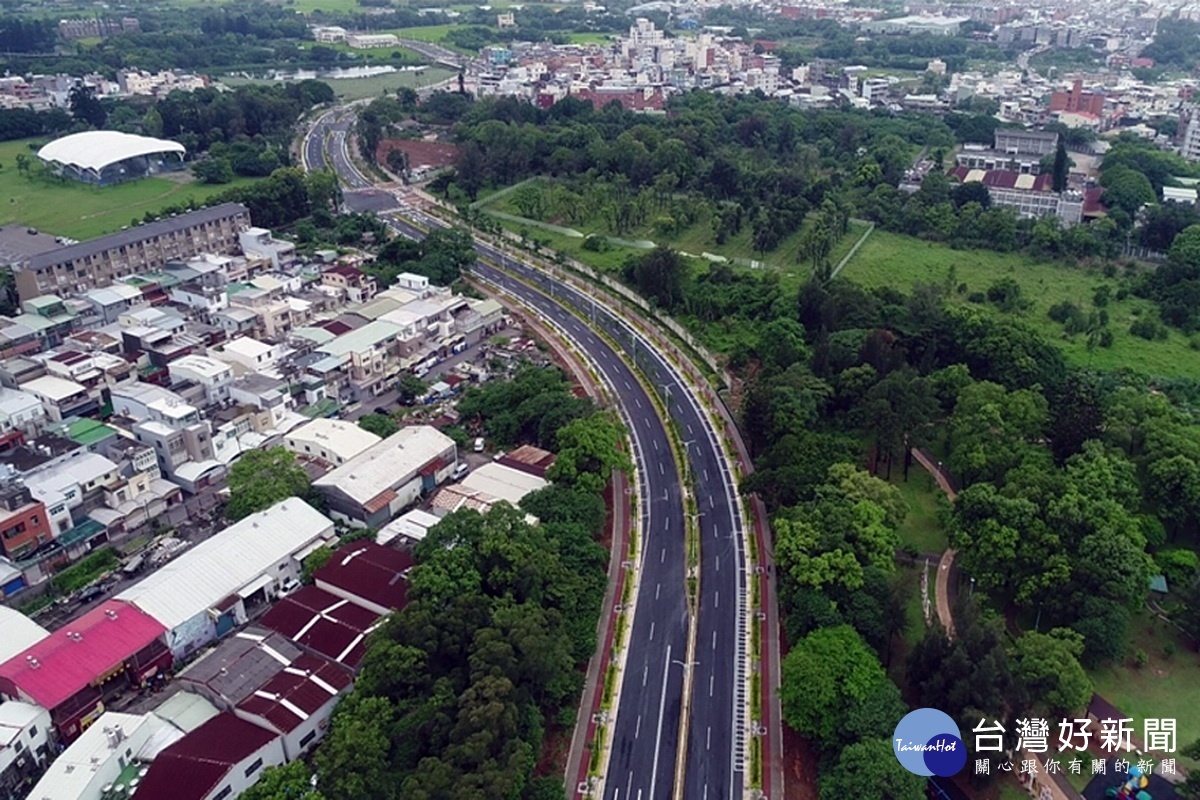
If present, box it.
[226,447,310,521]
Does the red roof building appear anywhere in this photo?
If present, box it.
[132,712,285,800]
[314,541,414,617]
[0,600,170,743]
[235,653,351,750]
[259,585,382,670]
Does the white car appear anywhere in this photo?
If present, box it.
[453,463,470,480]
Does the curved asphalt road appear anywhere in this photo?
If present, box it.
[310,118,745,800]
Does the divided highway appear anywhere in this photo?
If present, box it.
[305,112,748,800]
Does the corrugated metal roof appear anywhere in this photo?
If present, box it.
[259,586,379,669]
[315,542,413,612]
[134,713,280,800]
[0,601,165,709]
[116,499,333,629]
[0,607,49,665]
[314,426,455,506]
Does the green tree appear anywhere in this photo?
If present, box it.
[397,374,427,405]
[780,624,896,751]
[547,412,632,494]
[1009,629,1093,715]
[820,738,926,800]
[1051,137,1070,194]
[623,245,686,310]
[1100,165,1156,217]
[226,448,311,521]
[359,413,398,439]
[302,545,334,584]
[313,694,396,800]
[68,82,106,128]
[241,761,325,800]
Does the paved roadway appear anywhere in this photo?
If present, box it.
[308,114,747,800]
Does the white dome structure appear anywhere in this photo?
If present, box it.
[37,131,186,185]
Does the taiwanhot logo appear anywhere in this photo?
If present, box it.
[893,708,968,777]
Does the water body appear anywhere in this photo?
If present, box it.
[263,65,428,81]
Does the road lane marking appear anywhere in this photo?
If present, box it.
[712,631,717,650]
[704,469,709,481]
[643,665,648,686]
[709,675,714,697]
[635,397,642,409]
[635,715,641,739]
[652,440,658,451]
[649,622,655,641]
[714,591,719,608]
[688,424,694,434]
[655,583,661,600]
[659,463,664,475]
[648,644,672,800]
[707,726,711,751]
[715,558,720,573]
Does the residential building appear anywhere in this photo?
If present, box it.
[313,425,456,528]
[1183,111,1200,163]
[237,228,295,270]
[83,284,146,325]
[377,507,441,546]
[283,418,380,466]
[0,701,51,800]
[168,355,234,406]
[131,712,286,800]
[949,166,1084,224]
[0,600,171,743]
[860,15,967,35]
[24,452,122,521]
[116,499,335,658]
[0,558,24,599]
[211,337,286,375]
[25,711,164,800]
[994,128,1059,157]
[11,204,250,303]
[313,541,414,616]
[173,628,349,760]
[259,586,382,672]
[320,265,377,304]
[0,389,45,436]
[0,475,55,561]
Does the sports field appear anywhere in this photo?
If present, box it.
[0,138,259,240]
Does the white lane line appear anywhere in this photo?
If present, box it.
[625,380,632,390]
[653,440,659,451]
[709,675,714,697]
[712,630,717,650]
[649,622,655,641]
[643,665,648,686]
[704,469,710,481]
[715,591,719,609]
[659,463,664,475]
[661,548,666,563]
[715,558,720,573]
[707,726,711,751]
[635,397,642,409]
[648,644,672,800]
[688,424,694,435]
[635,715,642,739]
[655,583,660,600]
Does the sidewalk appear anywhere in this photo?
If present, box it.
[910,447,958,639]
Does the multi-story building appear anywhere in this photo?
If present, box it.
[238,228,296,270]
[994,128,1059,157]
[0,700,51,800]
[1182,111,1200,163]
[168,355,234,406]
[1049,80,1105,117]
[0,474,54,561]
[0,389,45,437]
[345,33,399,49]
[321,265,378,305]
[312,25,347,42]
[11,203,250,303]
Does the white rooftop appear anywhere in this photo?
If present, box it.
[314,425,454,505]
[287,418,381,462]
[0,387,43,417]
[37,131,185,173]
[168,355,233,381]
[378,508,441,545]
[0,701,45,746]
[116,498,333,628]
[460,462,548,506]
[222,337,274,359]
[0,607,49,665]
[22,375,86,402]
[28,711,157,800]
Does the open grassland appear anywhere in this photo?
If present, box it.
[0,139,260,240]
[840,230,1200,379]
[478,178,866,289]
[390,24,469,42]
[223,67,455,100]
[1089,613,1200,769]
[890,466,948,554]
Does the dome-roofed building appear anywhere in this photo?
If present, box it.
[37,130,186,185]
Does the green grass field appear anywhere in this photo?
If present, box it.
[0,139,260,240]
[283,0,364,14]
[1088,613,1200,768]
[223,67,455,100]
[890,466,948,553]
[296,40,424,63]
[840,230,1200,379]
[478,178,867,289]
[390,24,469,42]
[565,32,613,44]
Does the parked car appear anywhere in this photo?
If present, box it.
[473,437,485,453]
[278,578,301,598]
[453,463,470,480]
[373,406,389,416]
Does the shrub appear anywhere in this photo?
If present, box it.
[1049,300,1080,323]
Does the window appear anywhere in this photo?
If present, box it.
[28,726,37,738]
[300,730,317,749]
[213,787,232,800]
[244,758,263,778]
